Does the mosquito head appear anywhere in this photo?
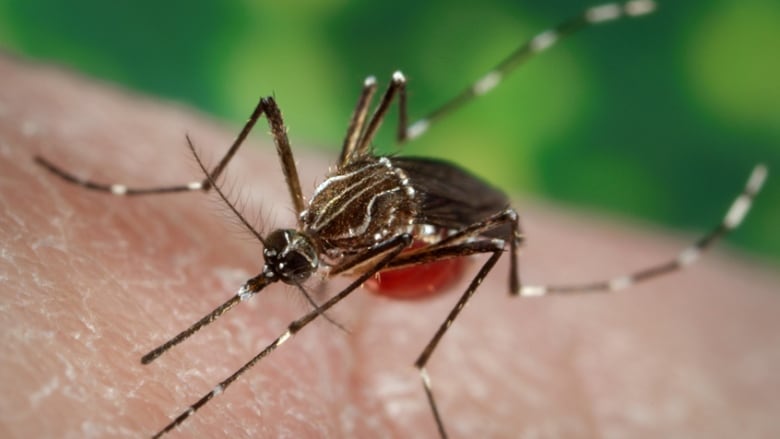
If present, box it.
[263,229,319,284]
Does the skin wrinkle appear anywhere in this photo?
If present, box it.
[2,55,780,438]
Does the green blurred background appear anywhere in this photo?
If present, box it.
[1,0,778,261]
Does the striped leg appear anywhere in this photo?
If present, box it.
[422,208,523,294]
[342,233,508,438]
[337,210,520,438]
[416,249,506,439]
[338,76,379,167]
[149,233,412,439]
[400,0,657,142]
[329,207,522,289]
[519,164,767,297]
[35,98,266,196]
[141,133,346,366]
[405,164,765,438]
[35,97,306,217]
[339,71,409,166]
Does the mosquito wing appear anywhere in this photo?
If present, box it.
[390,156,509,234]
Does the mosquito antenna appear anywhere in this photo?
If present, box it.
[142,273,273,364]
[185,134,267,246]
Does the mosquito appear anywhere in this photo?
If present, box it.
[34,1,767,437]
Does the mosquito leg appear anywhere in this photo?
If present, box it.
[189,96,307,220]
[366,164,764,437]
[327,207,520,279]
[258,96,307,217]
[136,111,279,363]
[415,249,505,439]
[34,154,209,196]
[329,207,522,295]
[202,96,268,190]
[519,164,767,297]
[382,239,505,270]
[35,97,307,217]
[142,272,273,364]
[338,76,379,167]
[151,233,411,438]
[34,97,266,195]
[399,0,657,143]
[430,208,523,294]
[353,71,408,155]
[328,238,510,439]
[144,137,348,361]
[326,220,520,439]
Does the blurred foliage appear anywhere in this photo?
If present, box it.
[1,0,778,261]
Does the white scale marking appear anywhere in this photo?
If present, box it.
[419,367,432,387]
[311,161,384,199]
[747,164,768,193]
[392,70,406,83]
[625,0,657,17]
[313,172,394,231]
[608,275,633,291]
[520,285,547,297]
[110,184,127,195]
[238,284,254,301]
[418,224,437,237]
[724,195,751,229]
[277,330,292,346]
[586,3,622,23]
[472,71,502,96]
[723,164,767,230]
[530,30,558,53]
[187,181,203,190]
[334,187,401,240]
[676,247,701,267]
[406,120,430,140]
[392,164,416,197]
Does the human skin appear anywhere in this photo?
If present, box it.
[1,54,779,439]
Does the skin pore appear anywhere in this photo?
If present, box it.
[1,55,779,438]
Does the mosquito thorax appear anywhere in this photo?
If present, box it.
[263,229,319,283]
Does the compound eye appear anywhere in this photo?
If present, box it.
[280,250,314,282]
[263,229,318,283]
[264,230,288,258]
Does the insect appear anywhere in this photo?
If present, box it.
[34,1,767,437]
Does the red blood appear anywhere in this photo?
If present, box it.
[365,239,466,300]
